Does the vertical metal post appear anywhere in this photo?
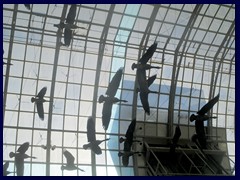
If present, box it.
[45,5,68,176]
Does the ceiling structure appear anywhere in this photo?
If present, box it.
[3,4,235,176]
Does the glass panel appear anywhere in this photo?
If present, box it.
[3,4,235,176]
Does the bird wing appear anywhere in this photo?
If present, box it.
[147,75,157,87]
[172,125,181,144]
[87,117,96,142]
[139,42,157,64]
[63,150,75,165]
[64,28,73,46]
[106,68,123,97]
[24,4,31,10]
[37,87,47,99]
[66,4,77,24]
[17,142,29,154]
[139,92,150,115]
[137,69,149,93]
[15,157,24,176]
[36,102,44,120]
[197,94,220,115]
[91,145,102,155]
[125,119,136,141]
[3,161,9,172]
[102,101,113,130]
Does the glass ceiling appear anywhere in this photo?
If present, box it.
[3,4,235,176]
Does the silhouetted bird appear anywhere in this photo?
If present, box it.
[9,142,36,176]
[137,73,158,115]
[61,149,84,172]
[83,117,110,155]
[24,4,31,10]
[3,61,13,66]
[99,67,127,130]
[132,42,160,70]
[119,119,136,147]
[190,94,220,149]
[3,161,13,176]
[118,151,140,167]
[54,4,77,47]
[31,87,49,120]
[170,125,181,154]
[190,94,220,122]
[118,119,140,166]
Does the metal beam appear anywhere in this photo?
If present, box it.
[167,4,203,137]
[90,4,115,176]
[207,19,235,135]
[3,4,18,119]
[45,4,68,176]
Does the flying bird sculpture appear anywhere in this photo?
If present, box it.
[190,94,220,149]
[54,4,84,47]
[31,87,49,120]
[83,117,110,155]
[61,149,84,172]
[137,73,158,115]
[118,119,141,167]
[99,68,127,130]
[132,42,160,71]
[24,4,31,10]
[9,142,36,176]
[3,161,13,176]
[169,125,181,154]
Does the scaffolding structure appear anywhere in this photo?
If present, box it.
[142,139,234,176]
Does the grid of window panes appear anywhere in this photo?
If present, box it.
[3,4,235,176]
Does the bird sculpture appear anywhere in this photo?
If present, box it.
[118,119,141,167]
[31,87,49,120]
[190,94,220,149]
[24,4,31,10]
[169,125,181,154]
[9,142,36,176]
[99,67,127,130]
[83,117,110,155]
[61,149,84,172]
[137,73,158,115]
[3,161,13,176]
[54,4,79,47]
[131,42,160,71]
